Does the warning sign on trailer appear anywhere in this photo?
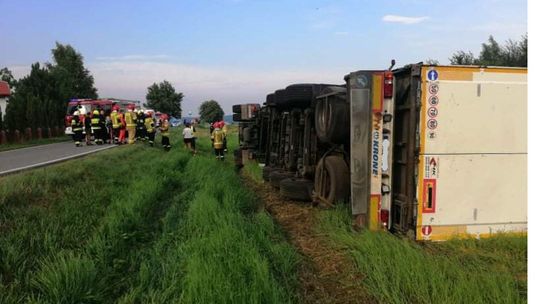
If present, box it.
[429,83,439,95]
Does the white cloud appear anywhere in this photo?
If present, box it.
[9,61,348,115]
[382,15,429,24]
[87,61,346,114]
[95,54,172,62]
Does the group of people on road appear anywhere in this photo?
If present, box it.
[70,104,171,150]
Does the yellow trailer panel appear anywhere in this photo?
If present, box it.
[416,65,527,241]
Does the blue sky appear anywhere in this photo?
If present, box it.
[0,0,527,114]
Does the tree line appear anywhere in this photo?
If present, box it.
[426,34,527,67]
[1,43,98,131]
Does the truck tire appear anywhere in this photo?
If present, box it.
[232,104,242,114]
[266,93,276,106]
[315,96,349,144]
[243,127,251,143]
[314,155,350,205]
[269,170,294,188]
[262,166,278,181]
[283,84,314,109]
[274,89,288,110]
[280,178,314,201]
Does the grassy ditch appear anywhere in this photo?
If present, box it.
[0,127,299,303]
[319,205,527,304]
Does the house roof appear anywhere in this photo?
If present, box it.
[0,81,10,97]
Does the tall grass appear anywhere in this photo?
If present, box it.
[1,128,300,303]
[319,205,527,304]
[118,132,299,303]
[0,146,157,302]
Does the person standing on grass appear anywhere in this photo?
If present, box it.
[136,109,146,141]
[160,113,171,151]
[190,121,198,151]
[144,112,156,147]
[211,125,226,161]
[182,123,195,154]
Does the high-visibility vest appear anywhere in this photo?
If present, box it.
[211,129,225,149]
[145,117,155,132]
[111,111,120,129]
[71,118,83,131]
[91,116,101,130]
[125,111,136,127]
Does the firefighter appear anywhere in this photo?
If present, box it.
[136,109,146,141]
[125,104,137,144]
[220,120,228,152]
[71,111,84,147]
[190,121,197,152]
[118,109,126,144]
[84,112,92,145]
[98,109,108,144]
[111,105,121,143]
[90,109,103,144]
[159,113,171,151]
[211,125,226,161]
[144,112,156,147]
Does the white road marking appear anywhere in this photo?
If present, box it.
[0,145,116,176]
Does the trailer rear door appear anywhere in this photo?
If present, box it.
[390,65,422,235]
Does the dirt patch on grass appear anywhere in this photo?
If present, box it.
[245,177,374,304]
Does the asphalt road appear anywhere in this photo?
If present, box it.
[0,141,117,175]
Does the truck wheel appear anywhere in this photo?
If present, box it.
[269,170,294,188]
[315,92,349,144]
[280,178,314,201]
[266,93,276,106]
[262,166,278,181]
[314,155,350,205]
[243,127,251,143]
[232,104,242,114]
[283,84,313,109]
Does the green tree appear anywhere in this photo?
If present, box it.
[4,42,97,131]
[5,63,59,131]
[144,81,183,117]
[48,42,98,101]
[449,51,477,65]
[424,59,440,65]
[199,100,224,123]
[449,34,527,67]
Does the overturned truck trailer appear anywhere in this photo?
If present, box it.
[234,64,527,241]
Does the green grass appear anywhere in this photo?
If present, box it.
[243,160,264,184]
[319,205,527,304]
[0,136,70,152]
[0,127,299,303]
